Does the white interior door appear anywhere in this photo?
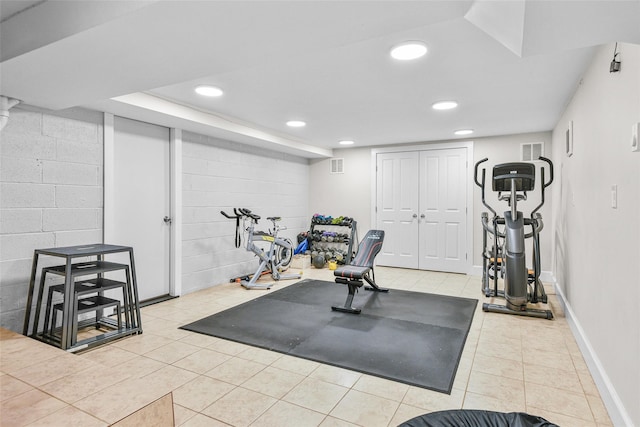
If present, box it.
[419,148,467,273]
[375,152,420,268]
[112,116,171,301]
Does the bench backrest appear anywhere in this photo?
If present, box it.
[351,230,385,268]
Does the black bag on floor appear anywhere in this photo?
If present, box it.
[398,410,559,427]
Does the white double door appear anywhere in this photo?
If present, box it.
[376,148,468,273]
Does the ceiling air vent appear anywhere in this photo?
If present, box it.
[330,158,344,174]
[521,142,544,161]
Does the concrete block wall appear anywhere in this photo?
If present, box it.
[181,132,309,294]
[0,106,103,332]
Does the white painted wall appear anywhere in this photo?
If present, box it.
[309,147,373,234]
[309,132,554,273]
[0,106,104,331]
[0,106,311,332]
[181,131,309,294]
[550,42,640,427]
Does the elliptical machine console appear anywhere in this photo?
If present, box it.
[474,156,554,319]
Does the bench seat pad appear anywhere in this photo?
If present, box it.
[334,265,370,280]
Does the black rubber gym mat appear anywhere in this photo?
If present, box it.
[180,279,477,394]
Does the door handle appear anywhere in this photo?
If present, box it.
[412,213,418,219]
[420,214,425,219]
[163,216,172,225]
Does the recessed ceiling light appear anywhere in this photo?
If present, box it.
[195,85,223,97]
[390,41,427,60]
[454,129,474,135]
[339,140,355,145]
[286,120,306,128]
[432,101,458,110]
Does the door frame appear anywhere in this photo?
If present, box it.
[103,113,182,296]
[370,141,474,274]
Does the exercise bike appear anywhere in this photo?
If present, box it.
[221,208,301,290]
[474,156,554,319]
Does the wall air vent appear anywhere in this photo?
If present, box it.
[521,142,544,161]
[330,158,344,174]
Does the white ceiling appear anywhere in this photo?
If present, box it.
[1,1,639,158]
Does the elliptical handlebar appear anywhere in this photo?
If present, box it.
[531,157,554,217]
[481,212,504,238]
[474,158,488,188]
[524,214,544,238]
[538,156,554,189]
[473,158,497,217]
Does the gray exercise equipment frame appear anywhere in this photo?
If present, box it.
[221,208,301,289]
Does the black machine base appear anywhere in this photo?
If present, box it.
[483,302,553,320]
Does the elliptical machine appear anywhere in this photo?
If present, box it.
[474,156,554,319]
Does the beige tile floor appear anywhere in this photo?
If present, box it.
[1,267,613,426]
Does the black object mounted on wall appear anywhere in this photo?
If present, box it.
[610,42,621,73]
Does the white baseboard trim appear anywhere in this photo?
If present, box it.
[469,265,483,276]
[552,277,633,427]
[468,266,633,425]
[468,265,553,283]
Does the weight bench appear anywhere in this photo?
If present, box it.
[332,229,388,314]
